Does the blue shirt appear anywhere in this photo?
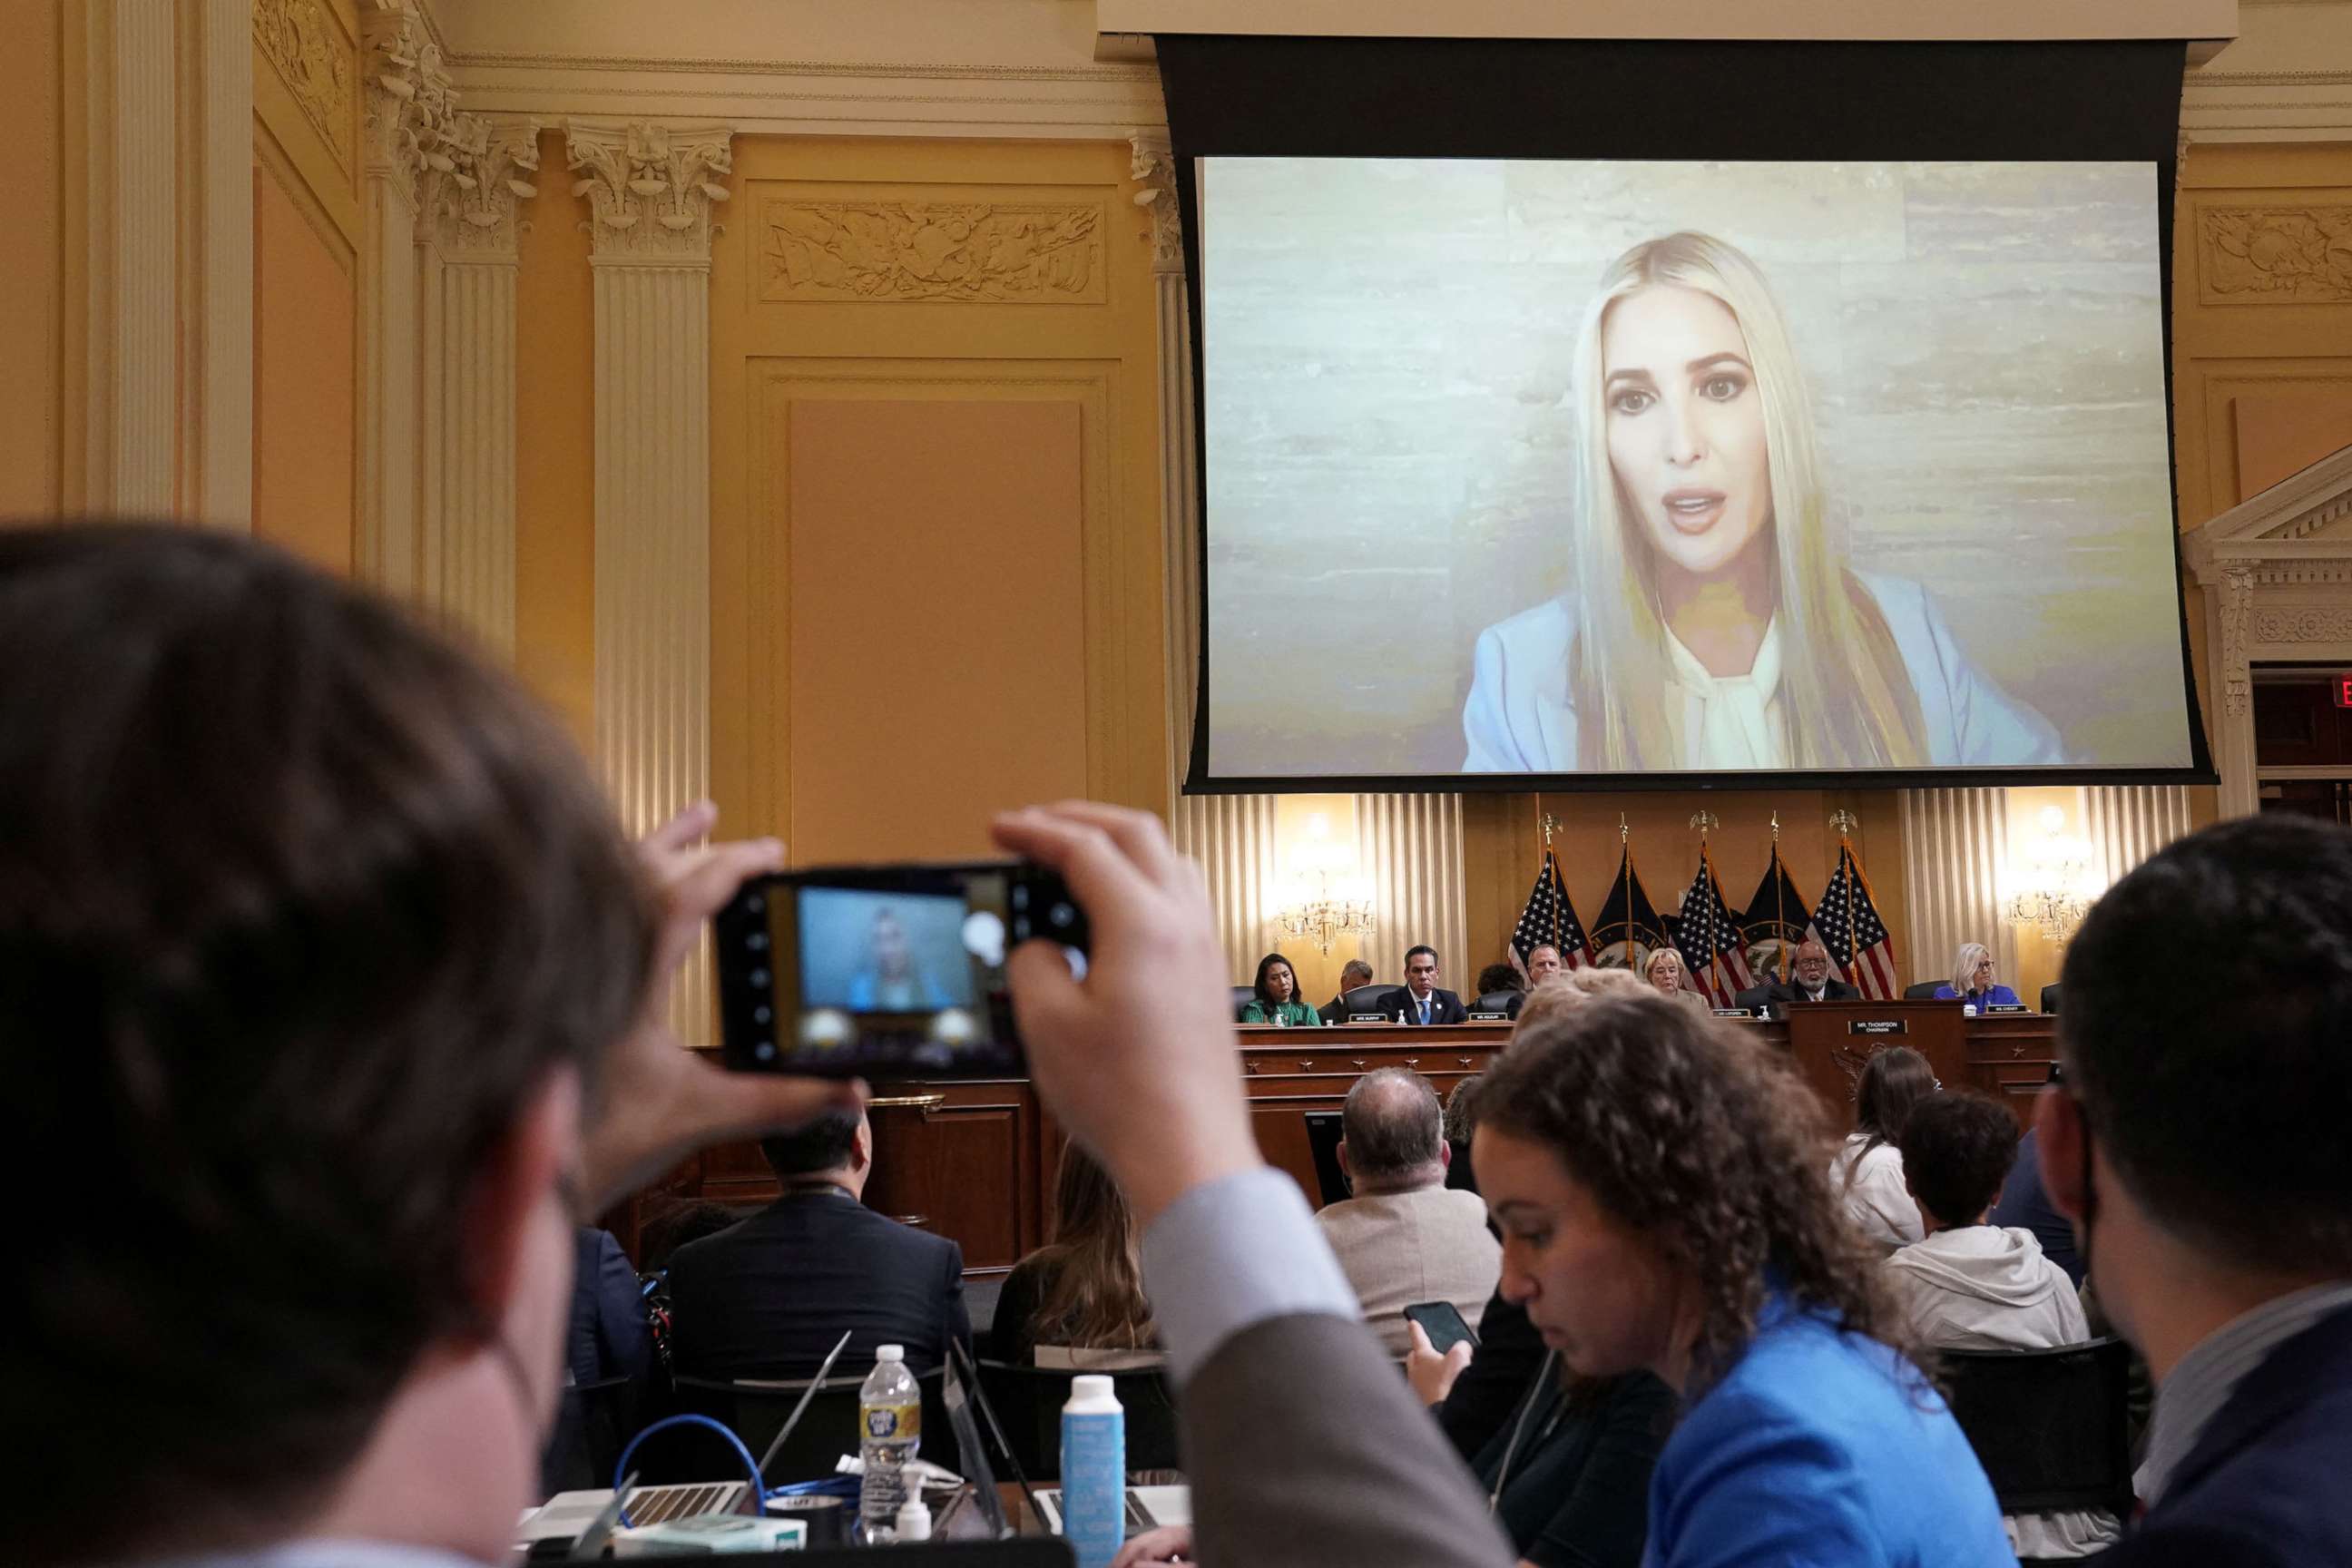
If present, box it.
[1645,1291,2012,1568]
[1931,983,2023,1009]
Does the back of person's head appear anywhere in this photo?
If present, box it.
[1339,958,1374,990]
[760,1109,864,1180]
[2061,815,2352,1275]
[0,524,656,1563]
[1034,1144,1154,1350]
[1477,995,1901,1386]
[1475,961,1523,997]
[1341,1066,1445,1185]
[1855,1045,1936,1143]
[1896,1092,2020,1230]
[1514,964,1646,1032]
[1442,1073,1484,1143]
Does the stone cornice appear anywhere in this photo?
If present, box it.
[1128,131,1181,275]
[564,122,734,263]
[2183,443,2352,583]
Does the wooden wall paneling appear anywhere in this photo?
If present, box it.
[862,1082,1040,1275]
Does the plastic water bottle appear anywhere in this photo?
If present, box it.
[858,1344,921,1533]
[1060,1374,1126,1568]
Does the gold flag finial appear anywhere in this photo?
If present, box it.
[1541,811,1560,849]
[1829,808,1859,838]
[1769,808,1780,844]
[1689,810,1719,839]
[1620,814,1630,845]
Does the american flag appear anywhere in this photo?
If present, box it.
[1511,848,1593,975]
[1808,839,1900,1000]
[1674,848,1755,1005]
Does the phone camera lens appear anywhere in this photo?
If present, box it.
[750,968,769,987]
[754,1042,775,1062]
[754,1005,772,1024]
[748,932,769,951]
[745,896,764,914]
[1049,902,1075,929]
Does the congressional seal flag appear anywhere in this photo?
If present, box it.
[1738,845,1815,986]
[1592,846,1671,973]
[1511,848,1593,975]
[1809,839,1900,1001]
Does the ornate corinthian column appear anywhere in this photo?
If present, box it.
[569,120,734,1040]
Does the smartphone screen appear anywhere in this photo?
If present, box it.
[715,860,1086,1079]
[1403,1300,1477,1356]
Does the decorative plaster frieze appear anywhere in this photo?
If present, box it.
[2253,606,2352,642]
[566,122,734,262]
[1129,132,1182,275]
[758,197,1102,302]
[256,0,356,166]
[2199,206,2352,301]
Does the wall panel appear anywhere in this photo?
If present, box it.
[251,159,355,573]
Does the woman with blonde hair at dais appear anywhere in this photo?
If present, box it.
[1463,231,2062,773]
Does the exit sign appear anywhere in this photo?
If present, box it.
[2339,675,2352,710]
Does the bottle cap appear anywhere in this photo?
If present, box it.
[1072,1374,1114,1401]
[876,1344,905,1362]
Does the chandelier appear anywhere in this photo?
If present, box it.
[1278,871,1377,956]
[2003,809,2099,940]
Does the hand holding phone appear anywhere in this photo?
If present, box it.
[1405,1309,1476,1407]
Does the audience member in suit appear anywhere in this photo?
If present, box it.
[989,1144,1158,1367]
[666,1110,973,1379]
[1318,957,1377,1024]
[1313,1068,1501,1355]
[1377,944,1470,1025]
[1991,1094,2085,1288]
[1733,936,1858,1017]
[1829,1044,1937,1256]
[1886,1093,2117,1559]
[1240,949,1324,1027]
[1642,946,1710,1009]
[1931,941,2023,1009]
[1474,996,2010,1566]
[567,1227,652,1390]
[0,527,870,1568]
[2034,817,2352,1566]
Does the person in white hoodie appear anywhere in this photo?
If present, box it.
[1887,1091,2120,1560]
[1830,1044,1936,1255]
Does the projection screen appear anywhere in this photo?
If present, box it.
[1195,156,2201,786]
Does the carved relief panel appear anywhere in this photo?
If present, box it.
[2198,203,2352,303]
[758,193,1106,304]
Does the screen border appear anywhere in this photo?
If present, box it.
[1163,34,2220,795]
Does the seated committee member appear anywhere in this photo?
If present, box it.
[1932,941,2022,1009]
[4,526,877,1568]
[1240,950,1323,1026]
[991,1145,1158,1367]
[1886,1093,2116,1560]
[1475,960,1523,1003]
[1830,1045,1937,1256]
[1320,956,1377,1023]
[1313,1069,1500,1356]
[1643,946,1708,1008]
[844,905,956,1010]
[2034,817,2352,1565]
[666,1109,973,1379]
[1475,996,2010,1564]
[1733,936,1857,1016]
[1377,944,1469,1025]
[1461,230,2060,774]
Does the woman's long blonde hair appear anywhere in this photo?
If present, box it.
[1949,941,1995,997]
[1565,232,1926,770]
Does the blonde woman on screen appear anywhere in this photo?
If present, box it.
[1462,231,2062,773]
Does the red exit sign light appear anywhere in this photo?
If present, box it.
[2338,675,2352,710]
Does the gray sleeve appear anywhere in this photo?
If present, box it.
[1181,1311,1517,1568]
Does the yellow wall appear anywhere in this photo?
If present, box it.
[251,0,361,571]
[0,1,62,517]
[709,136,1169,860]
[513,128,597,747]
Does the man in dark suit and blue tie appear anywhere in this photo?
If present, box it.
[1377,945,1468,1025]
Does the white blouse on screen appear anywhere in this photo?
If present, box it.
[1663,616,1789,770]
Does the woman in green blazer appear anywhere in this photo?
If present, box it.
[1241,951,1323,1026]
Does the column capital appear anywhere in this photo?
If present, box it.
[1129,131,1183,276]
[361,1,457,212]
[431,114,543,261]
[565,121,735,264]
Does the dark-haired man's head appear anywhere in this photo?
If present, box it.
[1339,1067,1446,1193]
[761,1108,873,1198]
[0,526,657,1564]
[1897,1093,2019,1232]
[2038,815,2352,1377]
[1404,945,1441,999]
[1476,961,1523,998]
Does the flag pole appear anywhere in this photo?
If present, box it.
[1829,809,1859,981]
[1620,815,1632,969]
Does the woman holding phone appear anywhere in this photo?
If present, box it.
[1462,231,2060,773]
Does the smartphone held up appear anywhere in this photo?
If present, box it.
[715,860,1089,1079]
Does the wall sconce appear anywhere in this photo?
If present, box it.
[2003,806,2098,941]
[1275,812,1377,956]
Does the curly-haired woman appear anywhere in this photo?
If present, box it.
[1470,993,2011,1566]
